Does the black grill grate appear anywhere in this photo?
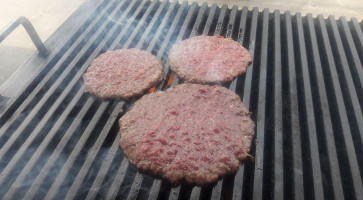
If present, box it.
[0,0,363,199]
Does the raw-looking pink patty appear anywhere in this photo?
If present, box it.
[119,83,255,184]
[83,49,163,98]
[169,35,252,84]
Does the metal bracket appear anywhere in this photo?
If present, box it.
[0,16,48,57]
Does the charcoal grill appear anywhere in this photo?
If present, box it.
[0,0,363,199]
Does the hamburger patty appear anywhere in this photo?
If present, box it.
[119,83,255,184]
[83,49,163,98]
[169,35,252,84]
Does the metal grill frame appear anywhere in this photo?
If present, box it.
[0,0,362,199]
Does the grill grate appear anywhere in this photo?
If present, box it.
[0,0,363,199]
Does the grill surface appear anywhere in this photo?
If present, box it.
[0,0,363,199]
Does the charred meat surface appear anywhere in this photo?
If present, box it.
[83,49,163,99]
[119,83,255,184]
[169,35,252,84]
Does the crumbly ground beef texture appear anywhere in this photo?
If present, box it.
[119,83,255,184]
[83,49,163,99]
[169,35,252,84]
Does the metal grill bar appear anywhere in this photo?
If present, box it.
[81,0,183,198]
[285,11,304,200]
[0,87,89,199]
[339,17,363,98]
[68,1,162,199]
[328,15,363,198]
[190,186,201,200]
[317,15,362,200]
[294,13,325,200]
[329,16,363,143]
[0,8,120,167]
[0,0,123,194]
[137,2,190,199]
[0,0,362,199]
[207,4,231,200]
[44,101,111,199]
[157,1,200,90]
[273,10,284,200]
[29,0,167,198]
[87,1,191,199]
[210,5,239,200]
[106,157,130,199]
[65,102,124,200]
[350,18,363,65]
[5,3,129,200]
[252,8,269,200]
[128,2,195,199]
[4,0,135,197]
[44,2,148,199]
[147,180,162,200]
[231,7,248,200]
[305,14,345,200]
[152,2,229,199]
[241,8,258,108]
[152,2,200,199]
[1,20,122,186]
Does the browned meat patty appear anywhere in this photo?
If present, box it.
[83,49,163,98]
[169,35,252,84]
[119,83,255,184]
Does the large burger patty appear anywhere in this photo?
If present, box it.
[83,49,163,99]
[169,35,252,84]
[119,83,255,184]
